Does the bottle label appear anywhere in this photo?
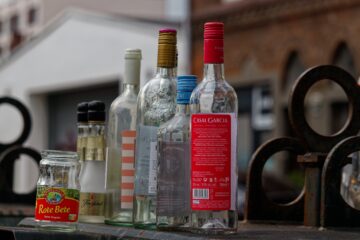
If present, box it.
[157,142,190,217]
[121,130,136,209]
[35,187,80,222]
[134,124,159,195]
[77,137,86,161]
[79,192,105,216]
[191,113,237,211]
[105,147,121,189]
[86,136,105,161]
[148,141,158,194]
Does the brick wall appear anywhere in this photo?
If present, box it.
[191,0,360,86]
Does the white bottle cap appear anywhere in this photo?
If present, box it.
[124,48,142,85]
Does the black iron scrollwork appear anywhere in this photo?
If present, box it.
[245,65,360,228]
[0,96,41,204]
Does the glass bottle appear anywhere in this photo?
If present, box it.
[189,22,238,234]
[156,75,197,230]
[35,150,80,232]
[347,78,360,208]
[79,100,107,223]
[133,29,177,229]
[105,49,142,226]
[348,157,359,208]
[77,102,88,162]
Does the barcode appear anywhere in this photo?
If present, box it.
[193,189,209,199]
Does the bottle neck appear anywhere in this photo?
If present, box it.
[203,63,225,82]
[176,104,190,115]
[88,121,105,126]
[122,83,138,95]
[156,67,176,78]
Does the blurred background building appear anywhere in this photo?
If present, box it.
[192,0,356,163]
[0,0,357,204]
[192,0,358,203]
[0,0,42,61]
[0,0,190,193]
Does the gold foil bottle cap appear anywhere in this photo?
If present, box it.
[157,29,177,68]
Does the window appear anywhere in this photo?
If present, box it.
[28,7,37,25]
[10,15,19,33]
[282,51,305,92]
[332,42,356,77]
[48,82,119,151]
[281,51,305,137]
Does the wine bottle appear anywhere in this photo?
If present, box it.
[105,49,142,226]
[156,75,197,230]
[133,29,177,229]
[189,22,238,234]
[79,100,107,223]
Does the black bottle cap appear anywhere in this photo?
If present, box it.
[88,100,105,122]
[77,102,88,122]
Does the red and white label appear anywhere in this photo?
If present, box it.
[35,187,79,222]
[121,130,136,209]
[191,113,237,211]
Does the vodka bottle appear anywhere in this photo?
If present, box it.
[189,22,238,234]
[105,49,142,226]
[79,101,107,223]
[156,75,197,230]
[134,29,177,229]
[77,102,88,162]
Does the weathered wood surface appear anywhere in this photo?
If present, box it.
[1,217,357,240]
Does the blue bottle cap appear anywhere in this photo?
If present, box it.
[177,75,197,104]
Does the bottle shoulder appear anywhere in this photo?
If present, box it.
[138,76,176,104]
[158,114,189,133]
[190,80,238,113]
[139,76,176,96]
[137,76,177,126]
[110,94,137,110]
[192,79,236,94]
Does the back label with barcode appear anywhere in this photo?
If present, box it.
[191,113,237,211]
[193,189,209,199]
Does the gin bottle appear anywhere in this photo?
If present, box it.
[134,29,177,229]
[79,100,107,223]
[105,49,142,225]
[157,75,197,230]
[189,22,238,234]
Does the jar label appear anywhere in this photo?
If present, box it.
[190,113,237,211]
[79,192,105,216]
[35,187,80,222]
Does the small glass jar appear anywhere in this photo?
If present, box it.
[35,150,81,232]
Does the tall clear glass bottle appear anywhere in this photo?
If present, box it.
[77,102,88,162]
[157,75,197,230]
[79,101,107,223]
[105,49,142,226]
[189,22,238,234]
[134,29,177,229]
